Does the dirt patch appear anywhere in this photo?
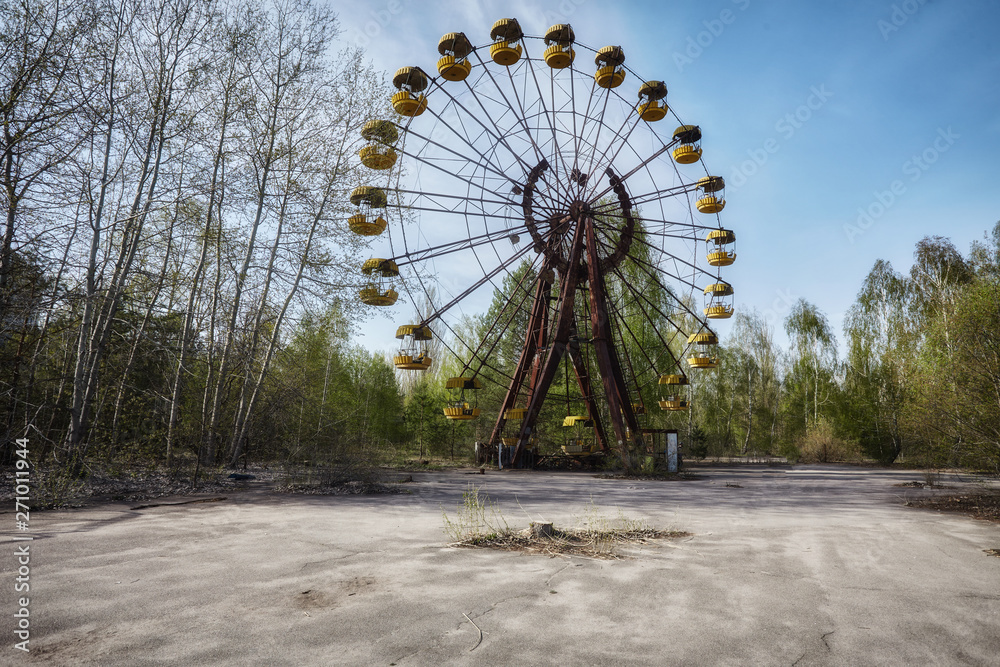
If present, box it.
[594,472,700,481]
[129,496,229,511]
[906,492,1000,523]
[893,481,952,489]
[275,480,406,495]
[451,525,691,560]
[0,466,274,510]
[1,464,413,510]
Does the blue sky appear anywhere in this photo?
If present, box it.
[337,0,1000,356]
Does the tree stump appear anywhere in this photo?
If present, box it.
[529,522,554,538]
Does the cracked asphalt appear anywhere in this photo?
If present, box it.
[4,464,999,666]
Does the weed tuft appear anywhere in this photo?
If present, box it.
[442,486,688,559]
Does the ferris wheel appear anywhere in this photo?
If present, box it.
[350,19,738,466]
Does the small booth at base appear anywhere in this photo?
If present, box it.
[642,429,681,472]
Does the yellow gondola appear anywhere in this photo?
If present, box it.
[687,331,719,345]
[687,330,719,369]
[501,407,528,447]
[349,186,387,208]
[672,125,702,164]
[360,119,399,145]
[394,324,433,370]
[347,186,388,237]
[637,80,667,122]
[359,258,399,306]
[696,176,725,214]
[594,46,626,89]
[687,355,719,369]
[437,32,474,82]
[358,117,398,171]
[658,374,689,411]
[391,66,429,117]
[348,213,387,236]
[562,415,597,454]
[703,281,734,319]
[489,18,523,66]
[543,24,575,69]
[358,144,397,170]
[706,228,737,267]
[443,376,481,419]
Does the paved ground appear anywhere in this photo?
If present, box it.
[3,465,999,666]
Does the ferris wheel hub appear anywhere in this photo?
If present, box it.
[568,200,592,222]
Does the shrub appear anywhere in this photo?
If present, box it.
[798,420,861,463]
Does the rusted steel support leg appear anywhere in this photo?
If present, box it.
[584,220,643,461]
[567,332,608,452]
[525,276,552,408]
[487,263,553,462]
[511,220,587,467]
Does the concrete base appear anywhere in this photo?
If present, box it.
[6,465,999,665]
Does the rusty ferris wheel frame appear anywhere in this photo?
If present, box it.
[351,20,737,467]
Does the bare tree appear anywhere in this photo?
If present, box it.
[64,0,214,469]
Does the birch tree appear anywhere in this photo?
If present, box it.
[784,299,837,434]
[65,0,213,469]
[843,259,909,463]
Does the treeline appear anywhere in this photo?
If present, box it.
[0,0,406,472]
[694,227,1000,471]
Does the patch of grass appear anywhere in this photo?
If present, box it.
[442,485,511,542]
[442,486,689,559]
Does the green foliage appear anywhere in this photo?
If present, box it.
[840,259,911,462]
[783,299,839,439]
[839,228,1000,470]
[271,308,405,466]
[778,441,801,464]
[403,376,453,459]
[911,276,1000,471]
[687,426,709,460]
